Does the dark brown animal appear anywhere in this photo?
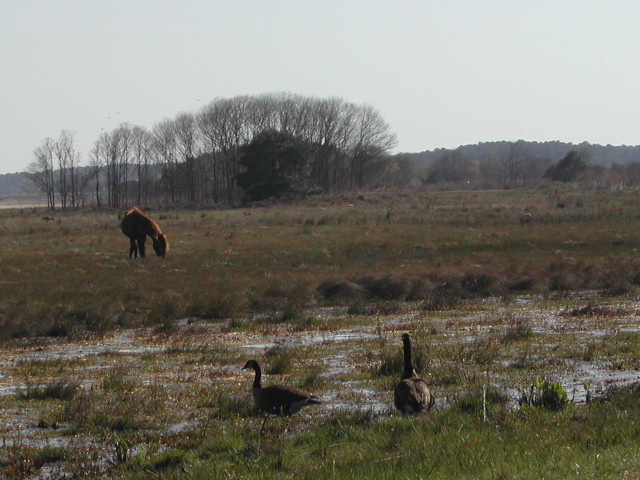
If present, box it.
[242,359,321,415]
[120,207,168,258]
[394,333,434,414]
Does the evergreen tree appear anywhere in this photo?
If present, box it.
[544,150,588,182]
[236,129,316,202]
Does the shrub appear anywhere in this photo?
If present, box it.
[422,280,464,310]
[317,280,365,301]
[519,377,569,411]
[354,275,410,301]
[185,295,239,320]
[461,272,495,295]
[507,276,535,292]
[347,299,367,315]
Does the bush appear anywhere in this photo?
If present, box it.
[422,279,464,310]
[317,280,365,301]
[461,272,495,295]
[519,378,569,411]
[358,275,409,301]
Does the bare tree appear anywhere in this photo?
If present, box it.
[478,155,502,189]
[500,140,529,187]
[116,124,134,206]
[62,131,81,208]
[28,137,57,210]
[198,97,251,203]
[309,97,343,191]
[100,126,132,208]
[376,153,421,189]
[130,125,152,205]
[42,130,81,209]
[150,119,178,204]
[427,148,476,185]
[331,101,359,191]
[87,142,103,208]
[55,132,69,209]
[347,104,397,189]
[173,112,202,203]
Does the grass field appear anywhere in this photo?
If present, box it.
[1,187,640,478]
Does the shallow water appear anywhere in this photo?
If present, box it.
[2,295,640,455]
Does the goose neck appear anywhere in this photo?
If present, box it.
[403,337,414,379]
[252,364,262,388]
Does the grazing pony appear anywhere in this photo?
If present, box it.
[120,207,168,258]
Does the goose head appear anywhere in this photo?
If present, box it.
[242,359,260,371]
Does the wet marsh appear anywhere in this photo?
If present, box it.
[2,188,640,477]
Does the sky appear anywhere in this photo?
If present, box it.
[2,1,640,175]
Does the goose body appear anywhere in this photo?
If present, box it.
[242,359,321,415]
[394,333,434,414]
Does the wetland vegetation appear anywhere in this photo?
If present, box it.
[1,187,640,478]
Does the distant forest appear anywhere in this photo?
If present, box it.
[12,100,640,209]
[413,140,640,190]
[415,140,640,167]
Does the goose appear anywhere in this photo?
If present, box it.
[242,359,321,415]
[394,333,434,414]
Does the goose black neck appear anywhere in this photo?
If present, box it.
[402,335,414,379]
[252,363,262,388]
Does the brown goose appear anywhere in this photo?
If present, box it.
[394,333,434,414]
[242,359,321,415]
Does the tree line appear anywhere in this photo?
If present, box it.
[421,141,640,190]
[28,96,640,210]
[27,93,397,209]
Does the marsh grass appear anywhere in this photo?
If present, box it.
[114,384,640,479]
[501,318,533,343]
[375,329,431,378]
[57,372,170,435]
[264,346,294,375]
[453,383,510,418]
[0,445,69,479]
[4,191,640,338]
[102,367,135,392]
[4,191,640,477]
[185,291,244,320]
[17,379,78,401]
[213,392,255,419]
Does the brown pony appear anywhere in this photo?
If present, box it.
[120,207,168,258]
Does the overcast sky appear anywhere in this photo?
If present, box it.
[2,1,639,174]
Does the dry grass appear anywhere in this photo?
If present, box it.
[3,189,640,339]
[2,189,640,477]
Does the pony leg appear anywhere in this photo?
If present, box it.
[137,237,146,258]
[129,238,138,258]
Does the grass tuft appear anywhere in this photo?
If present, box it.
[17,379,79,401]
